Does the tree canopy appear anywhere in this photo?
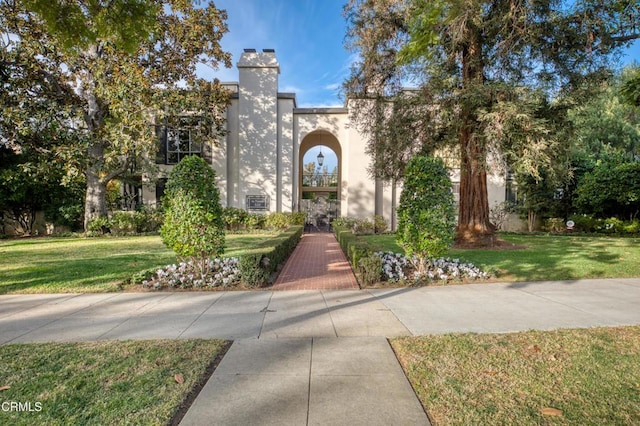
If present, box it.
[1,0,232,229]
[344,0,640,244]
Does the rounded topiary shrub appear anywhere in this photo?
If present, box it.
[161,156,225,265]
[396,156,456,270]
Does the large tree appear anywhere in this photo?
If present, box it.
[1,0,231,229]
[344,0,640,245]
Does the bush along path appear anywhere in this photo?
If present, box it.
[141,226,304,290]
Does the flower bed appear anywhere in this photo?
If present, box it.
[334,223,489,286]
[375,251,490,283]
[141,225,303,290]
[142,257,240,290]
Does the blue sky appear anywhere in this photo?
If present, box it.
[203,0,639,109]
[202,0,353,108]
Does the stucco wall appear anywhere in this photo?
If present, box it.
[237,51,279,212]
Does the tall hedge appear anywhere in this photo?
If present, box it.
[396,156,456,262]
[161,156,225,261]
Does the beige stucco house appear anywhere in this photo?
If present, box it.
[142,49,512,229]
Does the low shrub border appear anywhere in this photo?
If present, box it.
[333,224,380,286]
[139,226,303,290]
[334,224,490,286]
[239,225,303,287]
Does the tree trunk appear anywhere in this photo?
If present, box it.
[84,154,108,230]
[527,210,536,232]
[81,44,111,231]
[454,25,495,246]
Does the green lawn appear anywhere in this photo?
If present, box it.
[363,233,640,282]
[0,339,229,426]
[392,326,640,425]
[0,233,280,294]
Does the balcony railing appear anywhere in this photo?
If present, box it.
[302,173,338,188]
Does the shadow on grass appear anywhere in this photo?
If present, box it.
[363,233,640,284]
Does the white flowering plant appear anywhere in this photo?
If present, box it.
[374,251,490,284]
[142,257,241,290]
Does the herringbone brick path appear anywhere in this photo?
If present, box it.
[271,233,359,290]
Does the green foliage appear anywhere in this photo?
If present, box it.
[246,213,266,230]
[161,191,225,259]
[568,80,640,161]
[265,212,290,231]
[161,156,225,261]
[86,216,110,234]
[0,0,232,228]
[332,217,357,229]
[222,207,248,231]
[544,218,566,233]
[352,218,375,235]
[397,156,455,260]
[357,254,382,285]
[333,223,378,273]
[373,215,388,234]
[238,226,303,287]
[344,0,640,243]
[289,212,306,226]
[620,66,640,107]
[264,212,305,230]
[574,160,640,219]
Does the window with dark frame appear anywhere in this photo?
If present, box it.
[166,117,204,164]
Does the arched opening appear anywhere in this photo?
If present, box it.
[299,131,342,228]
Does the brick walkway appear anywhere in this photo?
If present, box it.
[271,232,359,290]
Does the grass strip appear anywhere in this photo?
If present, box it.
[0,339,230,426]
[391,326,640,425]
[0,233,280,294]
[363,233,640,282]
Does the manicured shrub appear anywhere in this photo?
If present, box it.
[223,207,248,231]
[396,156,456,270]
[161,156,225,276]
[239,226,303,287]
[332,217,357,229]
[352,218,374,235]
[373,215,388,234]
[358,254,382,285]
[109,211,144,234]
[138,205,163,233]
[87,216,110,234]
[289,212,306,226]
[568,214,599,232]
[246,213,266,230]
[333,223,377,270]
[265,212,290,230]
[264,212,305,230]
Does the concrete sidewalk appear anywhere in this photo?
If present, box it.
[1,278,640,425]
[2,278,639,343]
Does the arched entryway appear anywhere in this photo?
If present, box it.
[299,131,342,229]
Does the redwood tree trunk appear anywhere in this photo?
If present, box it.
[455,26,495,246]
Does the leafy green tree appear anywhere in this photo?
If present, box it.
[0,143,83,234]
[161,155,225,275]
[621,66,640,107]
[0,0,231,230]
[574,160,640,220]
[344,0,640,245]
[569,75,640,161]
[397,156,456,271]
